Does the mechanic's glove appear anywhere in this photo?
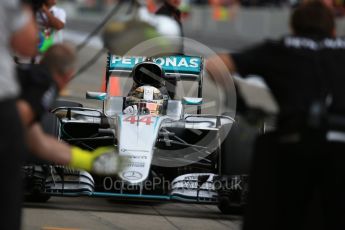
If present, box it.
[69,146,127,175]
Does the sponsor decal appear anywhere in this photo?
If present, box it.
[173,181,214,189]
[122,171,143,180]
[127,155,148,160]
[285,37,345,50]
[109,55,201,74]
[126,162,145,168]
[103,175,242,192]
[184,175,201,181]
[120,148,149,153]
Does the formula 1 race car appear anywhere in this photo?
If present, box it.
[24,54,259,214]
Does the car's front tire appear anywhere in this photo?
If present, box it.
[25,193,51,203]
[24,100,83,202]
[218,115,260,214]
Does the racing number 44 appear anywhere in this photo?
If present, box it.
[123,116,154,125]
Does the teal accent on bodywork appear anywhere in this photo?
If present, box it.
[41,191,218,204]
[97,95,107,101]
[183,101,202,105]
[118,114,122,128]
[90,192,218,204]
[153,117,159,132]
[182,97,203,105]
[92,192,171,200]
[86,92,107,101]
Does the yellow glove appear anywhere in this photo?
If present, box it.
[69,146,126,175]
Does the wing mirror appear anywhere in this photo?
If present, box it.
[86,91,107,101]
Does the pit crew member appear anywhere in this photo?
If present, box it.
[207,1,345,229]
[155,0,183,98]
[17,44,125,175]
[0,1,38,229]
[36,0,66,53]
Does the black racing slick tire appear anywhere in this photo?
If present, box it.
[41,100,83,136]
[218,196,242,215]
[23,165,51,203]
[220,115,259,175]
[217,174,249,215]
[25,193,51,203]
[218,115,260,214]
[52,100,83,109]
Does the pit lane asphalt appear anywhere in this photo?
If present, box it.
[23,197,241,230]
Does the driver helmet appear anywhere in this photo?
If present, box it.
[132,62,165,89]
[125,85,168,115]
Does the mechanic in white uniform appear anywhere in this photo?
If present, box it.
[0,1,37,229]
[154,0,183,98]
[15,0,66,64]
[36,0,66,53]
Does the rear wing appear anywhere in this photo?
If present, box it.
[107,54,203,80]
[105,53,204,113]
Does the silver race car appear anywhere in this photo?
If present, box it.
[24,54,255,214]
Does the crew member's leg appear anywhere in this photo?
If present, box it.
[243,132,316,230]
[0,99,26,230]
[322,142,345,230]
